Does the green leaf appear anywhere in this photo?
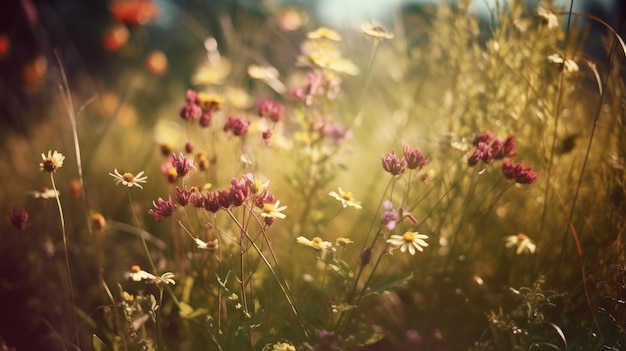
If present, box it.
[364,271,413,296]
[92,334,111,351]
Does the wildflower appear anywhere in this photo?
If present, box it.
[160,142,173,156]
[196,151,211,171]
[273,342,296,351]
[261,200,287,219]
[109,0,160,25]
[180,89,202,120]
[256,99,284,122]
[203,191,221,213]
[262,129,273,142]
[171,153,195,178]
[382,151,407,175]
[218,189,232,208]
[387,231,429,255]
[189,190,206,208]
[224,116,251,136]
[537,6,559,30]
[502,160,538,184]
[175,186,193,206]
[361,20,394,40]
[185,140,194,153]
[148,197,174,221]
[329,187,362,209]
[248,64,280,80]
[381,200,400,230]
[90,213,106,230]
[325,124,352,145]
[336,237,354,247]
[27,187,60,199]
[145,50,167,76]
[514,165,539,184]
[314,330,341,351]
[471,131,493,146]
[39,150,65,173]
[195,238,218,251]
[229,177,250,207]
[547,53,579,73]
[198,92,225,112]
[243,173,270,194]
[296,236,332,250]
[307,27,342,41]
[157,272,176,285]
[126,265,157,281]
[467,142,492,167]
[109,169,148,189]
[403,144,428,170]
[9,208,28,230]
[126,265,175,285]
[69,179,82,198]
[264,216,275,226]
[504,233,536,254]
[491,136,517,159]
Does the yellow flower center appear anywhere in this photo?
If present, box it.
[402,231,416,242]
[262,203,275,213]
[166,168,178,183]
[130,265,141,273]
[517,233,528,241]
[311,237,323,249]
[123,173,135,183]
[341,191,354,201]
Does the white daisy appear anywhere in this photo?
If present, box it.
[504,233,536,254]
[386,231,429,255]
[109,169,148,189]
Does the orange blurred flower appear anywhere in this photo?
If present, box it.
[110,0,160,25]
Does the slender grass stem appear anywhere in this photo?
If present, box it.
[127,190,157,273]
[50,173,78,342]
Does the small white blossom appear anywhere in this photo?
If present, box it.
[537,7,559,30]
[329,187,362,209]
[504,233,536,254]
[195,238,218,251]
[261,200,287,219]
[109,169,148,189]
[296,236,332,250]
[386,231,429,255]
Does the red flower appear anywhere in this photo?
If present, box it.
[9,208,28,230]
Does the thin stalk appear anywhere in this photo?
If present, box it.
[127,190,157,273]
[225,209,308,338]
[50,173,78,342]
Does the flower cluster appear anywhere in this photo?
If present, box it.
[256,99,284,122]
[467,131,517,166]
[154,174,286,226]
[179,89,224,127]
[502,160,539,184]
[467,131,538,184]
[380,200,418,230]
[381,144,428,176]
[223,116,251,136]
